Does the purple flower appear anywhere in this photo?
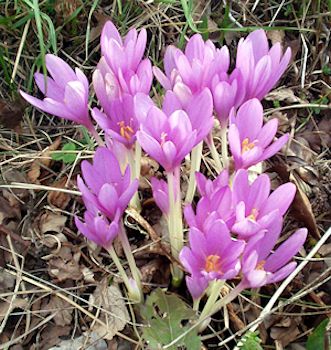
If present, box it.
[211,69,246,127]
[231,169,296,238]
[20,54,93,130]
[75,208,120,249]
[241,227,307,288]
[180,218,245,299]
[195,170,229,198]
[236,29,291,101]
[153,34,229,93]
[135,89,213,172]
[228,99,289,169]
[101,21,148,77]
[77,147,138,220]
[92,94,138,148]
[93,57,152,106]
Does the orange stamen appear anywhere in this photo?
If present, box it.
[205,255,222,273]
[247,208,259,221]
[256,260,266,270]
[241,138,255,153]
[118,121,134,141]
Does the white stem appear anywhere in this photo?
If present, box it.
[119,221,142,302]
[127,144,141,211]
[220,127,229,169]
[185,142,203,204]
[198,282,245,332]
[167,168,184,285]
[107,246,134,297]
[207,133,222,172]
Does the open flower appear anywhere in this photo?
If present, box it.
[75,208,120,249]
[228,98,289,170]
[241,227,307,288]
[92,94,138,148]
[135,87,214,154]
[236,29,291,100]
[20,54,93,131]
[180,218,245,299]
[231,169,296,238]
[153,34,229,93]
[77,147,138,220]
[101,21,147,76]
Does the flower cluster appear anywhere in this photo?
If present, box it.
[20,20,307,314]
[181,169,307,299]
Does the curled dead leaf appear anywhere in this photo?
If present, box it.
[89,279,129,340]
[290,172,320,239]
[38,212,67,234]
[28,137,61,183]
[47,177,71,209]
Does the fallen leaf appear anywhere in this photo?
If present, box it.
[38,212,67,234]
[265,88,305,104]
[270,316,302,347]
[28,137,62,183]
[48,247,83,282]
[47,177,71,209]
[0,297,28,321]
[290,172,320,239]
[0,95,28,131]
[48,332,107,350]
[42,296,73,326]
[89,279,129,340]
[39,325,71,350]
[267,30,285,46]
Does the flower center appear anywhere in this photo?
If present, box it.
[118,121,134,141]
[256,260,266,270]
[241,138,255,153]
[160,132,168,146]
[205,255,222,273]
[247,208,259,221]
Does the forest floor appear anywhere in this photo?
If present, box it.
[0,1,331,349]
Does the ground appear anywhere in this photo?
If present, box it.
[0,1,331,349]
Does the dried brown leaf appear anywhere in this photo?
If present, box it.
[38,212,67,234]
[0,96,27,131]
[290,173,320,239]
[265,88,305,104]
[0,297,28,321]
[42,296,73,326]
[27,137,61,183]
[89,279,129,340]
[47,177,71,209]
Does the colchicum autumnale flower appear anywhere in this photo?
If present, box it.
[20,54,93,131]
[77,147,138,220]
[180,217,245,299]
[228,98,289,170]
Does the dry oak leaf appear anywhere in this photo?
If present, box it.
[42,295,73,326]
[47,176,71,209]
[28,136,61,183]
[38,212,67,234]
[89,279,129,340]
[0,297,28,321]
[48,332,107,350]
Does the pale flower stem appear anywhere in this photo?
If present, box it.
[198,282,245,333]
[167,168,184,285]
[90,127,105,147]
[128,144,141,211]
[220,126,229,168]
[118,221,143,302]
[198,280,224,325]
[185,141,203,204]
[207,132,222,172]
[107,245,132,292]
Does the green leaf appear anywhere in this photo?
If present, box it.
[322,65,331,76]
[237,331,263,350]
[307,319,330,350]
[51,142,77,164]
[180,0,201,33]
[141,288,201,350]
